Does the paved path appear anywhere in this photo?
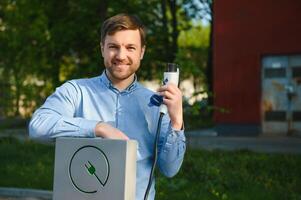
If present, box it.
[187,128,301,154]
[2,128,301,154]
[187,135,301,154]
[0,198,44,200]
[0,129,28,141]
[0,188,51,200]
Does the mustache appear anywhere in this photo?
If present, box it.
[112,58,133,65]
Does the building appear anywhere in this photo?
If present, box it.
[213,0,301,136]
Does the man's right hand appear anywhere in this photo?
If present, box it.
[94,122,129,140]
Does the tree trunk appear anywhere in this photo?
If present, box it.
[168,0,179,62]
[206,1,214,108]
[12,68,21,117]
[98,0,108,21]
[161,0,170,61]
[51,59,61,89]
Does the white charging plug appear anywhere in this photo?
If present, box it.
[159,66,179,114]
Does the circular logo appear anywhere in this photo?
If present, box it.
[69,145,110,194]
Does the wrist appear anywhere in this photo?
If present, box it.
[94,122,105,137]
[171,120,183,130]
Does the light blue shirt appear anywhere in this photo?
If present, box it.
[29,71,186,200]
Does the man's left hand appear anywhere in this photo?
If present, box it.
[157,83,183,130]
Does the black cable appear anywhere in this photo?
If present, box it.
[143,112,164,200]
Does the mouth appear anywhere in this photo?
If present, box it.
[112,60,131,68]
[113,63,129,67]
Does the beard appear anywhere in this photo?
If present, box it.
[104,57,140,82]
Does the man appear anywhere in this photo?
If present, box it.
[29,13,186,200]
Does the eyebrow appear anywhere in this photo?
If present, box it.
[107,43,138,47]
[107,43,119,46]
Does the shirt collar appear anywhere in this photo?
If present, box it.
[100,70,138,94]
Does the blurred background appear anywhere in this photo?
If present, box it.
[1,0,301,200]
[0,0,213,131]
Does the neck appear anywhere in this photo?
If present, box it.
[105,70,135,91]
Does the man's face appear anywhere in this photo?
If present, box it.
[101,29,145,83]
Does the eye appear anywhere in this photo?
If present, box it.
[127,46,136,51]
[107,43,119,50]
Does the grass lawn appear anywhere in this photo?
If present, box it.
[0,137,301,200]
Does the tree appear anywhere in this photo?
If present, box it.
[176,24,210,90]
[0,0,50,116]
[183,0,213,106]
[0,0,209,118]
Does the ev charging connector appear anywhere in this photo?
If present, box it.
[144,63,180,200]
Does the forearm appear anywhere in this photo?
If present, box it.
[29,108,99,139]
[158,129,186,177]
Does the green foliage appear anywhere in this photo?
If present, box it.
[0,118,28,129]
[157,149,301,200]
[0,0,50,116]
[0,137,301,200]
[178,25,210,48]
[0,137,54,189]
[0,0,211,129]
[184,98,214,130]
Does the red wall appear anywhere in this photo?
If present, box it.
[213,0,301,124]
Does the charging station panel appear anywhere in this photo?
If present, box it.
[53,137,137,200]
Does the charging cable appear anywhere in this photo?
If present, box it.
[143,112,164,200]
[144,63,179,200]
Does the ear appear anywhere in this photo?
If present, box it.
[140,46,146,60]
[100,42,104,57]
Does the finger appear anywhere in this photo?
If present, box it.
[159,90,174,99]
[166,84,182,95]
[121,135,129,140]
[158,84,178,94]
[165,82,177,88]
[157,85,167,92]
[113,133,129,140]
[163,98,173,106]
[122,133,130,140]
[117,130,129,140]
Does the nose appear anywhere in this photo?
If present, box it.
[116,47,127,60]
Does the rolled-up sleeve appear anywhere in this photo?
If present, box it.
[28,81,99,139]
[157,115,186,177]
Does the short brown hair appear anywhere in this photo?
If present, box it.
[101,13,146,46]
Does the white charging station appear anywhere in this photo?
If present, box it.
[53,137,137,200]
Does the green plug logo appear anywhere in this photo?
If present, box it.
[85,161,96,175]
[85,161,102,185]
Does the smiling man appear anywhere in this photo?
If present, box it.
[29,13,186,200]
[101,29,145,89]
